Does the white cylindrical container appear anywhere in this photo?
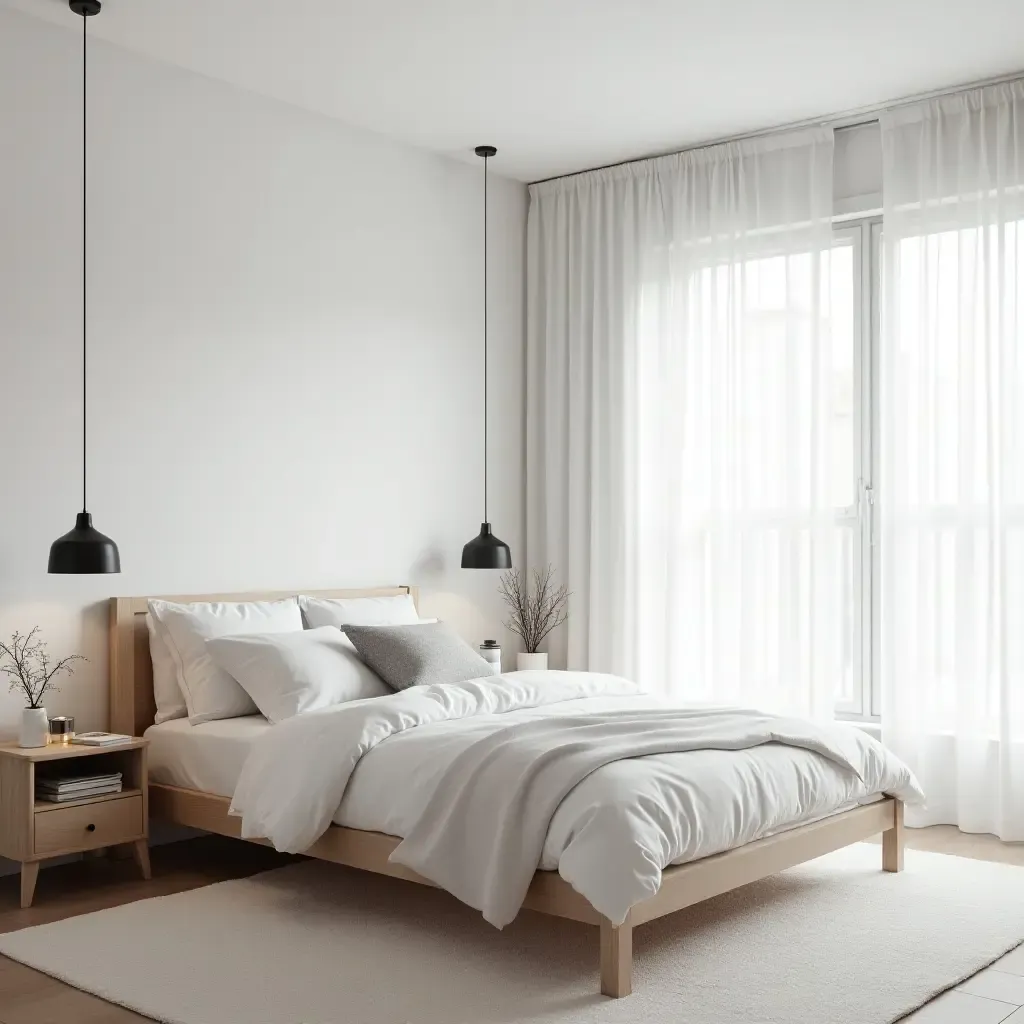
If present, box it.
[479,640,502,675]
[516,652,549,671]
[19,707,50,748]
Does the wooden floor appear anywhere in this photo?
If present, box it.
[0,829,1020,1023]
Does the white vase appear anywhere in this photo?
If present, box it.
[516,652,548,671]
[19,707,50,748]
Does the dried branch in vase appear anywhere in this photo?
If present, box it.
[498,565,570,654]
[0,627,86,709]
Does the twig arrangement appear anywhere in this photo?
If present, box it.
[0,627,85,709]
[498,565,570,654]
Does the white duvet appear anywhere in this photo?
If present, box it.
[230,671,923,926]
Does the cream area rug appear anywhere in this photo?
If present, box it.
[2,844,1023,1024]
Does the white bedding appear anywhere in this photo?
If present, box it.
[147,716,269,796]
[226,671,922,925]
[147,707,888,865]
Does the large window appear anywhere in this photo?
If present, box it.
[710,212,1024,722]
[731,223,878,719]
[634,220,880,719]
[882,213,1024,733]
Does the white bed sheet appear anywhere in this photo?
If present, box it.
[146,716,269,797]
[148,704,882,876]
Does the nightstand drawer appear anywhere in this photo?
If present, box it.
[34,794,144,856]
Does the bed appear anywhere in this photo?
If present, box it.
[111,585,911,999]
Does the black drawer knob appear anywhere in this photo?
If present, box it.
[86,823,96,833]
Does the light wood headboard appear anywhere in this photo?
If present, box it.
[109,586,419,737]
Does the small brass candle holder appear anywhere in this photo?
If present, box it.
[48,716,75,746]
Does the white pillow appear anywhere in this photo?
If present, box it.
[206,626,391,723]
[149,599,303,725]
[299,593,420,630]
[146,611,187,725]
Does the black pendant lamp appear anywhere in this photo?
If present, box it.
[48,0,120,575]
[461,146,511,570]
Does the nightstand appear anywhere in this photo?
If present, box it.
[0,738,150,908]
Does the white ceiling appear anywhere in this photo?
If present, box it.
[7,0,1024,182]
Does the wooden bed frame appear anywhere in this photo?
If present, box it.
[110,586,905,999]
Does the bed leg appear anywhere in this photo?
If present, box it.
[600,913,633,998]
[882,799,904,873]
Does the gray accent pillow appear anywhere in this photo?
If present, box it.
[342,622,492,691]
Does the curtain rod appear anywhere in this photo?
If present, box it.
[529,67,1024,187]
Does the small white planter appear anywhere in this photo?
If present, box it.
[19,707,50,748]
[516,652,549,671]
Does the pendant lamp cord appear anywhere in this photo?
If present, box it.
[81,11,88,513]
[483,150,488,524]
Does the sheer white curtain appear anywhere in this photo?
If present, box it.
[880,82,1024,837]
[527,129,844,719]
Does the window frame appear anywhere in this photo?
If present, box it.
[833,217,882,723]
[868,219,882,722]
[829,223,867,718]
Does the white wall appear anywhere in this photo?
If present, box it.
[0,6,527,742]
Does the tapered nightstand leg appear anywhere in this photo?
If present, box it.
[132,840,151,880]
[20,862,39,909]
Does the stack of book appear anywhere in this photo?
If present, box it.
[36,771,123,803]
[70,732,133,747]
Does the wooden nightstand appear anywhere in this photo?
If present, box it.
[0,738,150,908]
